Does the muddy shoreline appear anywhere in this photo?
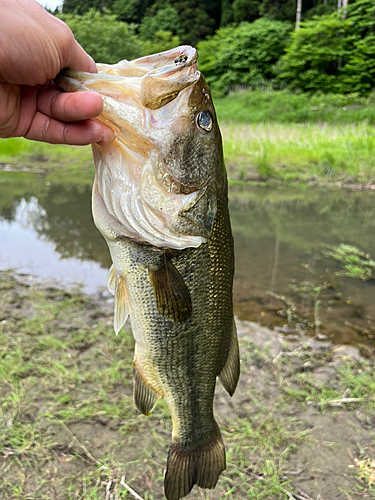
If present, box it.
[1,270,374,499]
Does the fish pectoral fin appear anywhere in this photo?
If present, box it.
[133,363,160,416]
[164,424,226,500]
[148,257,192,323]
[114,274,129,335]
[219,319,240,396]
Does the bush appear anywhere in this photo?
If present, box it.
[139,31,181,56]
[197,18,292,94]
[139,5,181,40]
[59,10,141,64]
[277,0,375,95]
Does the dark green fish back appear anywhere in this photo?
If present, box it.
[115,194,237,499]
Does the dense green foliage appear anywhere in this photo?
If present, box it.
[56,0,374,97]
[58,10,180,63]
[112,0,153,23]
[62,0,114,15]
[59,10,141,63]
[277,0,375,94]
[139,5,181,40]
[61,0,343,41]
[198,19,292,93]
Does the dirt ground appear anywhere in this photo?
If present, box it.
[0,270,374,500]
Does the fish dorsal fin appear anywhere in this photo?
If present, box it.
[219,319,240,396]
[107,264,116,295]
[133,361,161,416]
[148,256,192,323]
[114,274,129,335]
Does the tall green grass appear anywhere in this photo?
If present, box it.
[1,90,375,184]
[0,137,93,173]
[222,122,375,182]
[214,89,375,125]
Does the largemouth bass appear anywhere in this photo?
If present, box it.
[55,46,239,500]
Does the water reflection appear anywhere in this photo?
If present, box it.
[0,172,374,344]
[229,186,375,343]
[0,174,110,292]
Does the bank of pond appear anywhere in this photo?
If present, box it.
[0,170,374,347]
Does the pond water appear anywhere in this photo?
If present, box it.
[0,171,374,345]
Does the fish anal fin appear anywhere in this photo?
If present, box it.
[219,320,240,396]
[148,257,192,323]
[164,425,226,500]
[114,274,129,335]
[133,362,160,416]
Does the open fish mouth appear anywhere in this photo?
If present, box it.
[55,46,217,250]
[58,46,199,110]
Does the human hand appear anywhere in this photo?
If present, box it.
[0,0,114,145]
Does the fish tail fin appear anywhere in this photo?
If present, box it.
[164,424,226,500]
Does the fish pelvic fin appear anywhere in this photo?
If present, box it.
[107,264,116,295]
[148,255,192,323]
[133,362,160,416]
[114,274,129,335]
[219,319,240,396]
[164,425,226,500]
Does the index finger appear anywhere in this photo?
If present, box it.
[53,17,98,75]
[66,38,97,74]
[38,86,104,122]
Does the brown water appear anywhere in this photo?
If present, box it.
[0,171,374,345]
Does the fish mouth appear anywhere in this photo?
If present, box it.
[55,47,213,250]
[56,46,199,110]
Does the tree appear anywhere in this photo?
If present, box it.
[112,0,153,23]
[296,0,302,29]
[277,0,375,94]
[58,10,141,63]
[166,0,221,45]
[258,0,297,22]
[139,5,182,40]
[220,0,234,25]
[139,31,181,56]
[62,0,113,14]
[232,0,260,22]
[198,18,292,93]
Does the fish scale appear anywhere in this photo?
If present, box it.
[55,45,239,500]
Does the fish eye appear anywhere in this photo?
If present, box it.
[196,110,213,132]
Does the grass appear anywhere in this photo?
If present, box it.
[1,90,375,185]
[221,122,375,183]
[0,270,303,499]
[214,89,375,125]
[0,137,93,176]
[2,270,375,498]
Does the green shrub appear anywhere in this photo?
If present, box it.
[139,5,181,40]
[59,10,141,63]
[139,31,181,56]
[277,0,375,95]
[198,18,292,94]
